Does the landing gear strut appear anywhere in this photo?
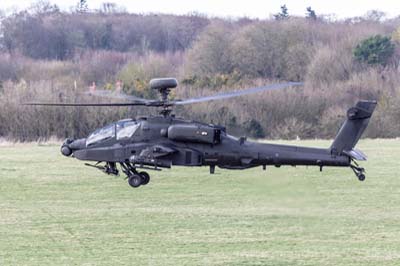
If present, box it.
[120,162,151,188]
[104,162,119,175]
[350,161,366,181]
[85,161,119,176]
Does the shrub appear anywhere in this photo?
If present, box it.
[353,35,395,66]
[78,50,129,85]
[0,53,20,81]
[393,27,400,44]
[117,52,181,97]
[244,119,265,138]
[271,118,314,139]
[19,59,79,82]
[307,45,353,86]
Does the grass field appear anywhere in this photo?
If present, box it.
[0,139,400,265]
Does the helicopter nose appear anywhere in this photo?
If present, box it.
[61,138,86,157]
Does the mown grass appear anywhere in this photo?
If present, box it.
[0,139,399,265]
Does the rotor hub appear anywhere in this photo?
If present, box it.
[149,78,178,116]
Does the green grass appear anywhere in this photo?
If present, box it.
[1,139,400,265]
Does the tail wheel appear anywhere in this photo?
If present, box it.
[350,163,366,182]
[128,175,142,188]
[358,174,366,181]
[139,172,150,185]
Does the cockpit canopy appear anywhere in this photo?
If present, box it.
[86,119,140,146]
[116,120,140,140]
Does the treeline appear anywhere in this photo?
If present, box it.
[0,2,400,141]
[0,7,208,60]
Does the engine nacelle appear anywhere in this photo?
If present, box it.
[167,124,221,144]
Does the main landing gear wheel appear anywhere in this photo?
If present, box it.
[139,172,150,185]
[128,175,142,188]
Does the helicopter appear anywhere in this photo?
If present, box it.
[26,78,377,188]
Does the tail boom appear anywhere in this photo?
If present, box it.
[226,100,377,181]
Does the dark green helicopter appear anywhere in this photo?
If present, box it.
[26,78,377,188]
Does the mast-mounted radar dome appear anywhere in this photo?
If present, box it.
[150,78,178,90]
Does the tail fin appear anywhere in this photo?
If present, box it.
[330,100,377,156]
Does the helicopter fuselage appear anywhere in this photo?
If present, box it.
[64,115,350,174]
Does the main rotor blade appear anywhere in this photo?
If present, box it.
[82,89,145,101]
[24,82,303,108]
[174,82,303,105]
[24,90,164,107]
[24,102,150,107]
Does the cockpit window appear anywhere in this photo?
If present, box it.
[116,120,140,140]
[86,124,115,146]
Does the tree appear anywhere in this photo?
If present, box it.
[185,22,233,76]
[230,22,311,80]
[231,23,287,78]
[306,7,317,21]
[76,0,89,13]
[101,2,126,13]
[30,0,60,15]
[274,5,289,21]
[100,23,113,50]
[353,35,395,66]
[364,10,385,22]
[0,10,4,52]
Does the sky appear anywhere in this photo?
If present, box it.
[1,0,400,20]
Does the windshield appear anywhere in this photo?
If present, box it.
[86,124,115,146]
[116,120,140,140]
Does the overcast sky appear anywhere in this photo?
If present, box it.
[2,0,400,19]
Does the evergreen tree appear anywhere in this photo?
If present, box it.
[274,5,289,21]
[353,35,395,66]
[76,0,89,13]
[306,7,317,21]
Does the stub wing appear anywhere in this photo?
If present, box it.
[130,145,177,168]
[139,145,177,158]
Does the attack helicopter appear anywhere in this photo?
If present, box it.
[26,78,376,188]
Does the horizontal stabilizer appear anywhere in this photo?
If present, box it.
[343,149,367,161]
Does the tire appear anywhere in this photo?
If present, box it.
[139,172,150,185]
[358,174,366,181]
[128,175,142,188]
